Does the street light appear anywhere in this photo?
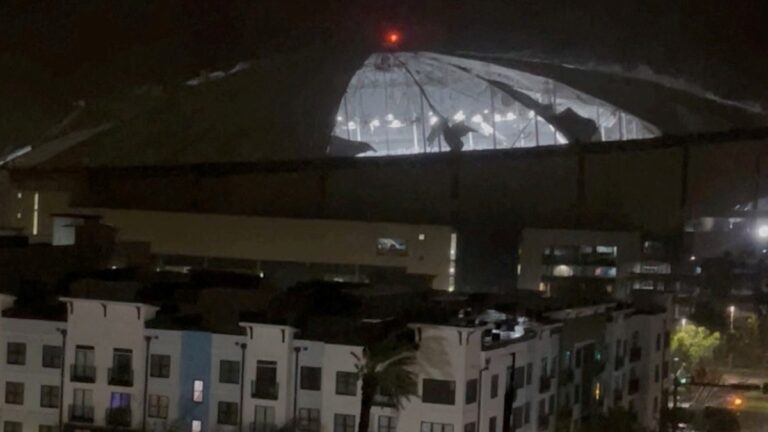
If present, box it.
[758,225,768,239]
[729,305,736,332]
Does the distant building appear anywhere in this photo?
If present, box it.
[0,292,671,432]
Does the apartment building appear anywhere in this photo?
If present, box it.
[0,293,669,432]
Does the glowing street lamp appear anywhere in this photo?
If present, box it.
[758,225,768,239]
[729,305,736,332]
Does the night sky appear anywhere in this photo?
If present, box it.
[1,0,766,149]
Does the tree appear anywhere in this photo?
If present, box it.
[352,333,418,432]
[671,324,721,366]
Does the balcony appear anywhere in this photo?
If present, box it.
[106,407,132,427]
[70,364,96,383]
[538,415,550,431]
[628,379,640,395]
[108,367,134,387]
[559,369,575,385]
[251,421,278,432]
[372,394,397,408]
[614,356,625,371]
[539,375,552,393]
[629,347,642,363]
[251,379,279,400]
[69,404,95,423]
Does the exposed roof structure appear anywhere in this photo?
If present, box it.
[330,52,658,157]
[1,50,766,168]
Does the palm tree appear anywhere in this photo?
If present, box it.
[352,334,418,432]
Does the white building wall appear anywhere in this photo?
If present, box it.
[0,318,63,432]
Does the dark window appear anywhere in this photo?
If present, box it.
[298,408,320,432]
[379,416,396,432]
[656,333,661,352]
[489,416,497,432]
[465,378,478,404]
[217,401,239,425]
[334,414,355,432]
[255,360,279,400]
[219,360,240,384]
[7,342,25,365]
[465,422,476,432]
[40,385,59,408]
[5,382,24,404]
[525,363,533,386]
[4,422,22,432]
[548,394,555,413]
[490,374,499,399]
[336,371,357,396]
[655,365,660,383]
[148,395,169,419]
[524,402,531,424]
[422,379,456,405]
[575,348,583,368]
[420,423,454,432]
[150,354,171,378]
[301,366,322,391]
[513,406,523,429]
[42,345,62,369]
[254,405,276,432]
[514,366,526,389]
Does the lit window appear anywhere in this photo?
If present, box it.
[552,265,574,277]
[16,192,22,199]
[191,420,202,432]
[32,191,39,235]
[418,233,426,241]
[193,380,204,402]
[377,238,407,256]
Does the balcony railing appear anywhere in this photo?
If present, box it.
[108,367,134,387]
[69,404,95,423]
[538,415,550,431]
[251,421,278,432]
[539,375,552,393]
[70,364,96,383]
[251,379,279,400]
[106,407,132,427]
[628,378,640,395]
[629,347,642,363]
[559,369,575,385]
[372,394,397,408]
[614,356,625,371]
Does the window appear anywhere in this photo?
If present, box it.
[465,378,478,404]
[5,382,24,404]
[40,385,59,408]
[148,395,169,419]
[525,363,533,385]
[422,379,456,405]
[336,371,357,396]
[255,360,279,400]
[655,365,660,383]
[42,345,62,369]
[217,401,239,425]
[334,414,355,432]
[301,366,322,391]
[524,402,531,424]
[7,342,25,365]
[513,366,526,390]
[39,426,57,432]
[150,354,171,378]
[379,416,396,432]
[541,357,548,377]
[254,405,276,432]
[513,406,523,429]
[490,374,499,399]
[72,346,95,382]
[575,348,583,368]
[298,408,320,432]
[191,420,202,432]
[488,417,497,432]
[421,422,454,432]
[656,333,661,352]
[193,380,204,402]
[464,422,476,432]
[219,360,240,384]
[4,422,21,432]
[377,238,408,256]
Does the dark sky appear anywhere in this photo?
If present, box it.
[1,0,766,140]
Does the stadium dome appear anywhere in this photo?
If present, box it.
[329,52,660,157]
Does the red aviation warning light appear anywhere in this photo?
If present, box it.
[383,30,402,49]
